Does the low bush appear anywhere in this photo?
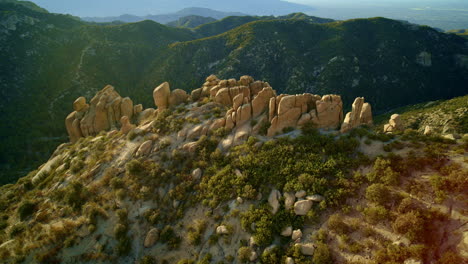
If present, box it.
[365,183,391,206]
[327,214,349,235]
[363,206,389,224]
[18,200,36,221]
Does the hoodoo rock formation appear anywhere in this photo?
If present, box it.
[65,75,373,144]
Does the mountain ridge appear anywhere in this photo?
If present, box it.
[0,1,467,187]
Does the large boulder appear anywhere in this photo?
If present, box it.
[216,225,229,235]
[300,243,315,256]
[215,88,232,106]
[268,189,281,214]
[294,200,313,215]
[292,229,302,241]
[153,82,171,110]
[73,97,88,112]
[251,87,275,118]
[137,140,153,157]
[235,103,252,126]
[281,226,293,237]
[314,95,343,130]
[384,114,402,133]
[120,97,134,120]
[144,228,159,248]
[284,192,295,210]
[169,89,189,107]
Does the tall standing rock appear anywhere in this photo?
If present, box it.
[340,97,373,133]
[153,82,171,110]
[120,97,134,120]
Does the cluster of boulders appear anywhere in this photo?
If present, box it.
[66,75,374,144]
[190,75,373,143]
[65,85,143,142]
[153,82,189,110]
[383,114,403,133]
[65,81,191,142]
[268,189,324,216]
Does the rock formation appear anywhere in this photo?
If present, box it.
[66,75,373,145]
[65,85,140,143]
[153,82,171,110]
[340,97,373,133]
[384,114,403,133]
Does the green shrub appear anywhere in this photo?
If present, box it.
[114,223,128,239]
[261,246,282,264]
[392,211,424,242]
[139,256,156,264]
[116,236,132,256]
[327,214,349,235]
[237,247,251,263]
[70,158,85,173]
[18,200,36,221]
[187,220,207,246]
[313,242,332,264]
[64,181,88,210]
[9,223,25,238]
[363,206,389,224]
[365,183,391,206]
[126,159,145,177]
[110,177,124,189]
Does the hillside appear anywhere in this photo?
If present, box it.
[447,29,468,39]
[1,1,468,186]
[167,15,217,29]
[0,75,466,264]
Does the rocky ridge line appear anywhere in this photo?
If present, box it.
[65,75,373,145]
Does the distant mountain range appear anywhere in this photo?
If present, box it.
[167,15,217,28]
[30,0,314,17]
[1,0,467,185]
[82,7,247,24]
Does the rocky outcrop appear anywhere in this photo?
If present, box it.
[340,97,373,133]
[65,75,373,145]
[65,85,140,142]
[267,94,344,136]
[384,114,403,133]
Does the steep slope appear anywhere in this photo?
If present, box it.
[167,15,217,29]
[0,76,466,264]
[1,2,468,186]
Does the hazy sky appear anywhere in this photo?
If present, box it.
[25,0,468,29]
[26,0,468,17]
